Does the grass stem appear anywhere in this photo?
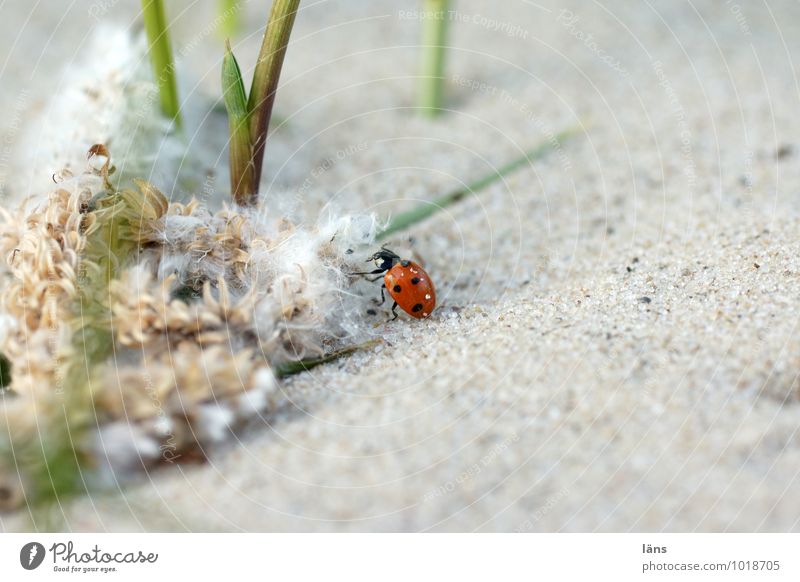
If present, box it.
[222,41,255,205]
[418,0,450,116]
[141,0,181,126]
[378,126,581,240]
[247,0,301,202]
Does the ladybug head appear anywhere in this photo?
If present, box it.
[367,246,401,272]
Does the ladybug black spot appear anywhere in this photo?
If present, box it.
[411,277,420,285]
[412,303,423,313]
[400,260,410,267]
[393,285,402,293]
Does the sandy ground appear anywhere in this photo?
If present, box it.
[4,0,800,531]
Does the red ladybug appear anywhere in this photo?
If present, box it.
[355,247,436,320]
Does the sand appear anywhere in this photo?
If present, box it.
[3,0,800,531]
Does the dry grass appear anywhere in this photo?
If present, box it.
[0,148,377,513]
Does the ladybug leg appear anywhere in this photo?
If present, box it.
[352,269,387,283]
[390,301,399,321]
[379,284,387,305]
[351,268,385,277]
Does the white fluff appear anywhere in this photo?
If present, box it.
[0,314,17,347]
[93,422,162,477]
[242,209,380,359]
[236,367,278,417]
[8,25,188,205]
[195,404,236,444]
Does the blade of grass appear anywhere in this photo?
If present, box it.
[141,0,181,126]
[247,0,301,202]
[276,341,380,378]
[418,0,450,116]
[217,0,242,39]
[378,126,581,240]
[223,40,256,205]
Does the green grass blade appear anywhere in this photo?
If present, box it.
[222,40,256,205]
[418,0,450,116]
[247,0,301,203]
[218,0,242,39]
[141,0,181,126]
[276,341,380,377]
[378,126,581,240]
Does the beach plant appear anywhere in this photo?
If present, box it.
[4,147,173,523]
[141,0,181,127]
[224,0,301,205]
[222,41,255,205]
[418,0,450,116]
[379,127,579,239]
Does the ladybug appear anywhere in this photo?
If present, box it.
[354,246,436,320]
